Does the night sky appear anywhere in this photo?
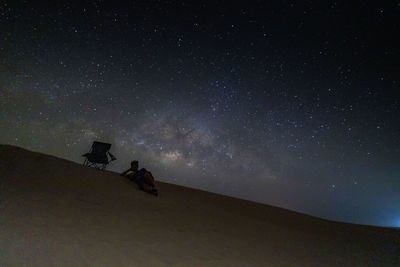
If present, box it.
[0,1,399,227]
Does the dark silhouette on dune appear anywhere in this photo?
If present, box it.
[82,141,116,170]
[121,160,158,196]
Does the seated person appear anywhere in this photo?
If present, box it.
[121,160,158,196]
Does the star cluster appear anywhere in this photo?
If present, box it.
[0,1,399,226]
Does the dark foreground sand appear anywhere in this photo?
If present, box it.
[0,145,399,266]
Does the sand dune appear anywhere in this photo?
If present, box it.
[0,144,398,266]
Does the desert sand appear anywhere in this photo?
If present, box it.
[0,144,399,266]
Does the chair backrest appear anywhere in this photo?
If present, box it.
[91,141,112,155]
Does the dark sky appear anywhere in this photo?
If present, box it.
[1,1,399,227]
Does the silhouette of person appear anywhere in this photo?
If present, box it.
[121,160,158,196]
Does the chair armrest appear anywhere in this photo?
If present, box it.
[108,152,116,161]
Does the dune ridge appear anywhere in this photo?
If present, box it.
[0,144,399,266]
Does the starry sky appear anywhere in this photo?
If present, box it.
[0,1,399,227]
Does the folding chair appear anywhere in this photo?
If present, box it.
[82,141,116,170]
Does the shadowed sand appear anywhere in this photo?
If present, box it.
[0,145,399,266]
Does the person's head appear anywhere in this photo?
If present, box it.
[131,160,138,171]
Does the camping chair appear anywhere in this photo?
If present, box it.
[82,141,116,170]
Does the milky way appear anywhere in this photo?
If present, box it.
[0,1,399,226]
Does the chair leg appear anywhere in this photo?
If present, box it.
[82,161,108,171]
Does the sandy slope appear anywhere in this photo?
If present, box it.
[0,145,398,266]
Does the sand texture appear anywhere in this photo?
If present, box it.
[0,145,399,266]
